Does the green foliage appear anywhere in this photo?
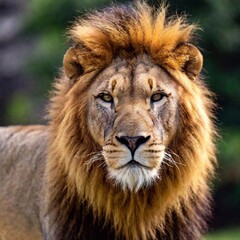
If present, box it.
[206,228,240,240]
[219,128,240,173]
[5,91,33,124]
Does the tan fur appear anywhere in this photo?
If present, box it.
[0,126,48,239]
[0,2,217,240]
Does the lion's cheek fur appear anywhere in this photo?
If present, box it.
[87,102,114,147]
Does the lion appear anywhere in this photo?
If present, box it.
[0,2,217,240]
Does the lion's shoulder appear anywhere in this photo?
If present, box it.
[0,125,49,180]
[0,125,48,240]
[0,125,49,169]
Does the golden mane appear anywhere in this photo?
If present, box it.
[69,2,197,74]
[46,2,217,239]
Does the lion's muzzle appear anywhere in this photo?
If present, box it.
[115,135,150,155]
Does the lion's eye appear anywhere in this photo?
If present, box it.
[151,92,164,102]
[98,93,113,103]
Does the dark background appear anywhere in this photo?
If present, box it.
[0,0,239,237]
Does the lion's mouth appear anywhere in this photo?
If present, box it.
[108,158,159,191]
[119,159,152,170]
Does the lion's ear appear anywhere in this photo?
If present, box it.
[63,47,84,80]
[175,43,203,80]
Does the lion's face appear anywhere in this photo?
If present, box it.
[87,56,179,191]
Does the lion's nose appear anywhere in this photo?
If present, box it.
[115,135,150,154]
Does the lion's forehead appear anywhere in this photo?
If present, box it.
[94,57,176,98]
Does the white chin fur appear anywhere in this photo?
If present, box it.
[108,166,159,192]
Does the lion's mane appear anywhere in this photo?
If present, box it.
[46,2,217,240]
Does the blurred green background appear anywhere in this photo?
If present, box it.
[0,0,239,238]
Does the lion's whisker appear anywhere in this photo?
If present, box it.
[82,152,106,171]
[96,161,107,169]
[162,159,173,168]
[165,148,182,159]
[163,152,183,171]
[81,151,102,158]
[165,149,187,167]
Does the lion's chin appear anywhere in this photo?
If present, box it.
[108,166,159,192]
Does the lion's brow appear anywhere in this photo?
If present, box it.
[111,79,117,92]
